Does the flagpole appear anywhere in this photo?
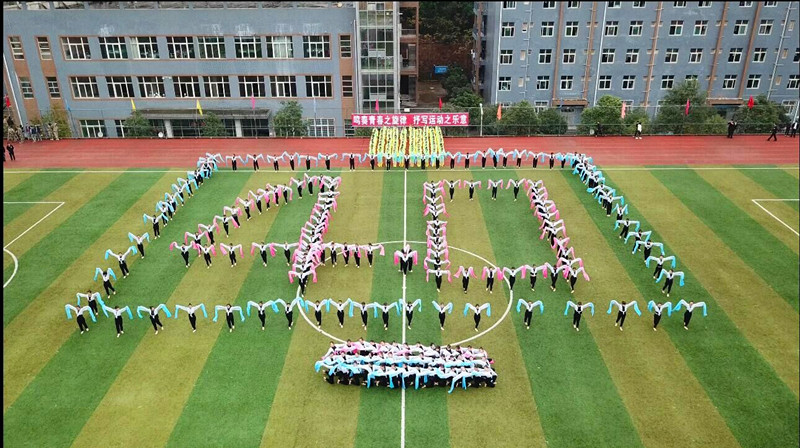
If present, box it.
[479,103,484,137]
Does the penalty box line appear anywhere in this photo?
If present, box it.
[751,199,800,237]
[3,201,66,288]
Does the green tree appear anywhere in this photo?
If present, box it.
[538,108,568,135]
[449,91,482,109]
[653,80,719,134]
[733,95,790,133]
[354,127,373,137]
[273,101,307,137]
[121,110,154,137]
[441,66,472,100]
[578,95,624,135]
[622,108,651,135]
[31,105,73,138]
[419,2,474,44]
[497,101,539,136]
[201,112,228,137]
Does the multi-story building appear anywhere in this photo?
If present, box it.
[2,1,419,138]
[473,1,799,126]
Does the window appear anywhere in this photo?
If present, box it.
[722,74,737,89]
[19,77,33,98]
[534,101,549,112]
[137,76,165,97]
[622,75,635,90]
[522,23,529,33]
[80,120,106,138]
[61,37,90,60]
[500,49,513,64]
[633,1,646,7]
[598,75,612,90]
[689,48,703,63]
[539,49,552,64]
[536,76,550,90]
[114,120,128,138]
[303,35,330,58]
[674,1,686,6]
[518,77,525,88]
[344,119,355,137]
[270,75,297,97]
[239,75,266,97]
[502,22,515,37]
[753,47,766,63]
[498,77,511,91]
[685,74,699,82]
[728,48,743,63]
[694,20,708,36]
[106,76,134,98]
[266,36,293,58]
[567,1,580,7]
[173,76,201,97]
[601,48,615,63]
[36,36,51,59]
[608,1,621,7]
[665,48,679,63]
[167,36,195,59]
[99,37,128,59]
[340,35,352,58]
[9,36,24,60]
[733,20,748,36]
[625,49,639,64]
[739,1,752,6]
[235,36,261,59]
[70,76,99,98]
[342,75,353,97]
[698,1,711,7]
[305,75,333,98]
[795,48,800,62]
[542,1,556,8]
[746,74,761,89]
[661,75,675,89]
[131,37,159,59]
[565,21,579,37]
[560,75,573,90]
[787,75,799,89]
[669,20,683,36]
[307,118,335,137]
[629,21,643,36]
[503,1,516,8]
[605,21,619,37]
[46,77,60,98]
[764,1,777,6]
[563,49,576,64]
[204,76,231,98]
[198,36,225,59]
[541,22,554,37]
[758,19,773,35]
[520,50,526,61]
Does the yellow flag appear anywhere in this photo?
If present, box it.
[130,98,136,111]
[196,99,203,116]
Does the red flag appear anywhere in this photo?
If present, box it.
[685,99,690,116]
[620,102,626,119]
[747,95,754,109]
[250,95,256,111]
[438,97,443,110]
[375,99,379,113]
[496,104,502,120]
[4,94,10,108]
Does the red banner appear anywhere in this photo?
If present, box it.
[351,113,469,127]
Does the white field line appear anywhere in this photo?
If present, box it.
[3,201,66,288]
[400,170,407,448]
[751,199,800,237]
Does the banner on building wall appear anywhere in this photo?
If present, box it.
[351,112,469,127]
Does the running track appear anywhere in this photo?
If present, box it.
[2,135,797,168]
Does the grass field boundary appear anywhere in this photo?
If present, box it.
[751,199,800,236]
[401,170,407,448]
[3,201,66,288]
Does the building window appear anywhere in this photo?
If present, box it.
[758,19,773,35]
[36,36,51,60]
[340,35,352,58]
[608,1,621,7]
[669,20,683,36]
[625,49,639,64]
[542,1,556,8]
[661,75,675,89]
[536,76,550,90]
[567,1,580,7]
[503,1,516,8]
[534,101,549,112]
[235,36,261,59]
[694,20,708,36]
[19,77,33,98]
[167,36,195,59]
[739,1,752,6]
[303,35,330,58]
[665,48,679,63]
[563,49,576,64]
[722,74,737,89]
[131,37,159,59]
[114,120,128,138]
[80,120,106,138]
[622,75,635,90]
[106,76,134,98]
[560,75,573,90]
[138,76,165,97]
[728,48,743,63]
[539,49,552,64]
[502,22,515,37]
[601,48,615,64]
[70,76,99,98]
[746,74,761,89]
[522,22,529,33]
[9,36,25,60]
[266,36,293,59]
[270,75,298,97]
[498,77,511,91]
[685,74,699,82]
[198,36,226,59]
[520,50,526,61]
[518,77,525,88]
[787,75,799,90]
[565,22,579,37]
[342,75,353,97]
[674,1,686,6]
[605,21,619,37]
[173,76,201,97]
[61,37,91,60]
[500,49,513,64]
[698,1,711,7]
[689,48,703,63]
[598,75,612,90]
[46,77,60,98]
[752,47,766,63]
[239,75,266,97]
[764,1,777,6]
[795,48,800,62]
[733,20,748,36]
[633,1,646,7]
[344,119,355,137]
[305,75,333,98]
[99,37,128,59]
[307,118,335,137]
[629,21,643,36]
[541,22,554,37]
[204,76,231,98]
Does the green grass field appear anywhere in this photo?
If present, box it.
[3,164,799,448]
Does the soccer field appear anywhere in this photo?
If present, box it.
[3,156,799,447]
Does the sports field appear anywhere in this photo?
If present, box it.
[3,136,799,448]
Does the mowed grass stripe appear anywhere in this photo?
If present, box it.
[167,173,317,448]
[737,167,799,211]
[262,171,377,448]
[784,168,799,179]
[547,171,739,448]
[472,168,641,448]
[2,172,77,225]
[650,169,798,311]
[698,169,798,253]
[354,171,404,448]
[2,172,35,192]
[2,172,249,448]
[603,170,800,447]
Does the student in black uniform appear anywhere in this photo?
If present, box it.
[359,302,369,329]
[231,154,238,171]
[314,301,323,328]
[481,152,487,168]
[251,154,260,171]
[382,302,391,330]
[224,304,236,332]
[148,306,165,334]
[464,153,470,169]
[619,219,631,239]
[572,302,584,331]
[614,301,628,330]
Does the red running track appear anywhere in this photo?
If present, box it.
[2,135,797,169]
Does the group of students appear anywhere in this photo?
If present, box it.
[561,299,706,332]
[422,180,451,290]
[315,340,497,392]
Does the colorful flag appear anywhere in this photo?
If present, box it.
[196,99,203,116]
[747,95,754,109]
[250,95,256,111]
[620,102,626,119]
[684,99,690,116]
[496,104,502,120]
[4,94,10,108]
[375,99,379,113]
[130,98,137,112]
[438,97,443,110]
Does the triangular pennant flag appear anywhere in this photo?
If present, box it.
[438,97,443,110]
[747,95,754,109]
[374,99,379,113]
[196,99,203,116]
[130,98,137,112]
[251,95,256,111]
[620,101,626,119]
[496,104,502,120]
[684,99,690,116]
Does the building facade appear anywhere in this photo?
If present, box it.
[2,1,419,138]
[473,1,799,126]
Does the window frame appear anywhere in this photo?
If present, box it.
[99,36,128,60]
[661,75,675,89]
[238,75,267,98]
[61,36,91,60]
[9,36,25,60]
[234,36,262,59]
[605,21,619,37]
[538,49,552,64]
[204,75,231,98]
[598,75,612,90]
[560,75,574,91]
[46,76,61,98]
[172,75,201,98]
[131,36,159,59]
[270,75,298,98]
[167,36,196,59]
[665,48,679,63]
[502,22,515,38]
[562,48,576,64]
[303,35,331,59]
[669,20,684,36]
[198,36,226,59]
[305,75,333,98]
[70,76,100,98]
[105,75,134,98]
[137,76,165,98]
[625,48,639,64]
[36,36,51,60]
[622,75,636,90]
[536,75,550,90]
[500,49,514,65]
[266,36,294,59]
[498,76,512,91]
[722,74,737,89]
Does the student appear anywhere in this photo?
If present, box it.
[648,301,671,331]
[146,305,167,334]
[565,301,593,331]
[175,303,206,332]
[7,143,15,161]
[464,303,490,332]
[104,305,132,338]
[95,268,117,298]
[634,121,642,139]
[767,124,779,141]
[431,301,453,330]
[65,302,94,334]
[231,153,239,171]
